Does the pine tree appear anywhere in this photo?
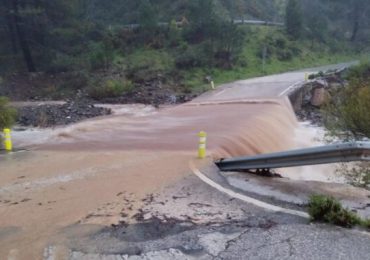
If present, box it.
[285,0,302,39]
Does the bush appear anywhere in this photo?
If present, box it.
[323,63,370,139]
[48,53,80,73]
[0,96,17,129]
[346,62,370,81]
[89,79,133,100]
[335,81,370,137]
[261,33,302,62]
[87,42,115,70]
[276,49,294,61]
[175,44,210,69]
[363,219,370,229]
[308,195,362,228]
[125,49,174,82]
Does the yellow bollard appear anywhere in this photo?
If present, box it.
[211,81,215,90]
[3,128,12,152]
[198,131,207,159]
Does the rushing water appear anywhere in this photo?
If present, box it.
[1,96,358,259]
[12,99,343,183]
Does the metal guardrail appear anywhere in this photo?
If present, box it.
[233,19,284,26]
[123,20,283,29]
[215,142,370,171]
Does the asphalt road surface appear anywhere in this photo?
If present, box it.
[1,62,369,260]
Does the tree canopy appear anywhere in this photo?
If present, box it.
[0,0,369,73]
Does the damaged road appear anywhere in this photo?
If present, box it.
[2,63,370,259]
[65,173,370,260]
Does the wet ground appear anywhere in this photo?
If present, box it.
[1,62,370,259]
[56,171,370,259]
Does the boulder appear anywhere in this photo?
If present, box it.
[310,87,331,107]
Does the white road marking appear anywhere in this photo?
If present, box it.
[189,161,309,219]
[43,246,57,260]
[214,89,227,97]
[7,249,19,260]
[278,80,305,97]
[186,99,280,107]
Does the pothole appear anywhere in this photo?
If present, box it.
[105,216,197,242]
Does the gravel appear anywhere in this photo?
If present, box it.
[17,99,111,127]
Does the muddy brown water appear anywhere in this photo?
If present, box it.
[0,97,328,258]
[39,97,298,159]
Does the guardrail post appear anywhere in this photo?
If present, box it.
[3,128,12,152]
[198,131,207,159]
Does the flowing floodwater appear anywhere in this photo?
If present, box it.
[30,98,299,156]
[12,98,341,183]
[0,96,350,259]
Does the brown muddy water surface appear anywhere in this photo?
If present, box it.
[0,97,351,258]
[39,98,298,159]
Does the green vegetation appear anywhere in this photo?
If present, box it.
[0,97,17,129]
[0,0,369,101]
[323,62,370,139]
[364,219,370,229]
[89,79,134,99]
[320,62,370,188]
[182,26,365,89]
[308,195,369,229]
[285,0,303,39]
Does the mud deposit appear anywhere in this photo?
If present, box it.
[17,100,111,127]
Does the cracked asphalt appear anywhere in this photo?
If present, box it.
[3,62,369,259]
[63,173,370,260]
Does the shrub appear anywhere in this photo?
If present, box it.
[346,62,370,82]
[363,219,370,229]
[125,49,174,82]
[308,194,361,228]
[89,79,133,100]
[175,44,209,69]
[336,82,370,137]
[276,49,294,61]
[87,42,115,70]
[0,96,17,129]
[48,53,80,73]
[260,33,302,62]
[323,63,370,139]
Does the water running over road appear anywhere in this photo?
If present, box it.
[1,65,359,258]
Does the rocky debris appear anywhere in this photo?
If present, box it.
[295,105,324,126]
[1,72,196,107]
[308,67,348,82]
[310,87,331,107]
[17,99,111,127]
[96,82,196,107]
[293,69,347,125]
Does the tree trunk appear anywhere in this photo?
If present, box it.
[5,0,18,54]
[11,0,36,72]
[350,19,359,42]
[350,3,360,42]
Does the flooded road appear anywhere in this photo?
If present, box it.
[0,64,366,259]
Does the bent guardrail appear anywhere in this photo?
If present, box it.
[215,142,370,171]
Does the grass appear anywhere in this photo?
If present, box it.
[363,219,370,229]
[0,96,17,129]
[182,52,364,92]
[308,194,370,230]
[88,26,368,97]
[181,26,368,91]
[89,79,134,100]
